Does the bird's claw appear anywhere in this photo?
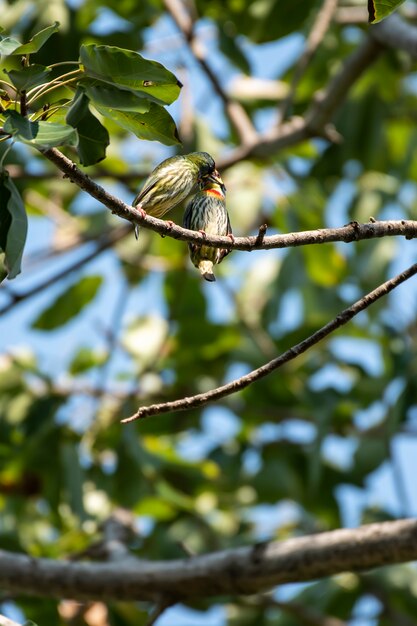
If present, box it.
[161,220,175,238]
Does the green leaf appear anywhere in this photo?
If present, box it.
[82,79,152,112]
[3,22,59,55]
[80,43,182,105]
[0,171,28,281]
[5,65,52,91]
[368,0,406,23]
[95,102,180,146]
[32,275,103,330]
[4,110,77,149]
[66,90,109,165]
[302,244,347,287]
[69,346,107,375]
[218,25,251,74]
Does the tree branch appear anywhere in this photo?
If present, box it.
[0,225,129,318]
[218,35,383,168]
[279,0,339,122]
[123,260,417,421]
[30,150,417,252]
[0,519,416,602]
[370,13,417,58]
[162,0,258,145]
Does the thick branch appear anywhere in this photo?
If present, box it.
[32,150,417,251]
[0,519,416,602]
[123,260,417,421]
[218,35,383,168]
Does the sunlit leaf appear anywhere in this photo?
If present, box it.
[0,23,59,55]
[302,245,347,287]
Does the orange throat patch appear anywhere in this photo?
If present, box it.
[204,189,224,199]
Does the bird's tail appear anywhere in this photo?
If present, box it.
[198,260,216,282]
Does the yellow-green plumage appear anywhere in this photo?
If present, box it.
[183,177,232,282]
[133,151,218,219]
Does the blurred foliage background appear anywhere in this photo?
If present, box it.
[2,0,417,624]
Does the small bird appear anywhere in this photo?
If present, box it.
[132,152,221,238]
[183,175,232,282]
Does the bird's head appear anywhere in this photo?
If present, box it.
[187,151,218,181]
[199,170,226,196]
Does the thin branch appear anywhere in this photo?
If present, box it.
[162,0,258,145]
[123,260,417,421]
[0,225,128,318]
[0,519,417,601]
[389,440,412,518]
[145,600,174,626]
[279,0,339,122]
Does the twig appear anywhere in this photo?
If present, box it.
[254,223,268,246]
[0,225,128,317]
[122,261,417,421]
[146,600,174,626]
[279,0,339,122]
[162,0,258,145]
[1,519,417,601]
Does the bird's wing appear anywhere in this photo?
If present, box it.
[218,212,233,262]
[132,176,159,206]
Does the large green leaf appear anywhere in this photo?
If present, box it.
[0,171,27,281]
[79,44,182,105]
[368,0,406,23]
[82,79,152,112]
[66,89,109,165]
[95,102,180,145]
[32,275,103,330]
[5,65,52,91]
[0,23,59,55]
[4,110,77,149]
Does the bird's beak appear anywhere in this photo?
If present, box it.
[208,169,226,192]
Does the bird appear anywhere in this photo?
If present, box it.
[183,174,232,282]
[132,151,221,238]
